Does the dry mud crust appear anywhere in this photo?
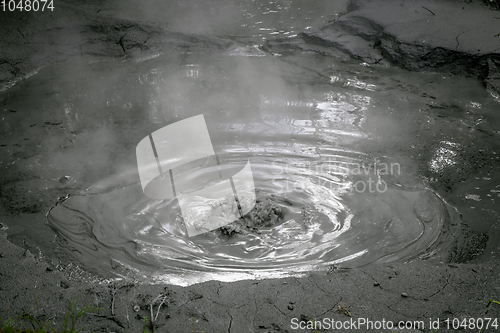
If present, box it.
[263,0,500,95]
[0,3,232,91]
[1,230,499,333]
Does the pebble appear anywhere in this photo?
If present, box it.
[133,305,140,312]
[401,293,408,298]
[373,282,380,286]
[288,305,294,311]
[59,176,72,183]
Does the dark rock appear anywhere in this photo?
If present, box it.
[59,176,72,183]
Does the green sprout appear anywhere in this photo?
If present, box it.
[0,296,103,333]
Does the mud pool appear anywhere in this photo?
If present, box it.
[0,1,499,286]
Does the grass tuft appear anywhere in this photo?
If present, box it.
[0,296,103,333]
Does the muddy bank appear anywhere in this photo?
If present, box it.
[0,3,232,90]
[1,231,499,333]
[263,0,500,96]
[1,0,499,93]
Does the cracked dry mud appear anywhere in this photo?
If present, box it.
[2,229,498,332]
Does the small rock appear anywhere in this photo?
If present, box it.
[373,282,380,286]
[448,263,459,268]
[110,260,119,269]
[288,305,294,311]
[59,176,72,183]
[401,293,408,298]
[133,305,140,312]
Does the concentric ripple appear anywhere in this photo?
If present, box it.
[47,146,461,286]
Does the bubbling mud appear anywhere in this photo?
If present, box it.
[47,150,463,286]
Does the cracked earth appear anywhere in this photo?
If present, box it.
[1,233,499,332]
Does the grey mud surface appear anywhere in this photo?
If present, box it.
[263,0,500,97]
[1,232,500,333]
[1,0,500,332]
